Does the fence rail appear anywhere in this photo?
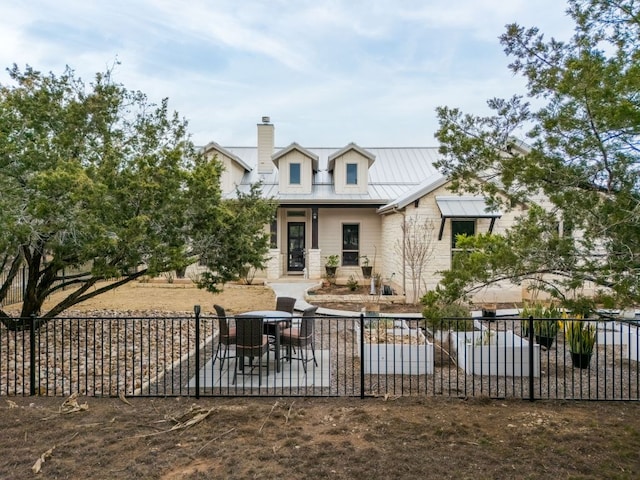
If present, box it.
[0,266,102,308]
[0,266,27,307]
[1,312,639,400]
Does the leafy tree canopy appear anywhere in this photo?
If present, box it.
[434,0,640,306]
[0,64,275,327]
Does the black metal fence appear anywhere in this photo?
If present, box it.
[0,265,102,308]
[0,266,27,307]
[1,312,639,400]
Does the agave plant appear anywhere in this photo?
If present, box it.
[565,320,596,355]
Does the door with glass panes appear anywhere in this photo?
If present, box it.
[287,222,305,272]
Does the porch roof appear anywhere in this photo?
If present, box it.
[435,196,502,218]
[435,196,502,241]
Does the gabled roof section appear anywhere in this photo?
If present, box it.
[202,141,252,172]
[327,142,376,172]
[377,175,448,214]
[272,142,320,171]
[220,146,443,205]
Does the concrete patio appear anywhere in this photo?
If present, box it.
[188,347,331,389]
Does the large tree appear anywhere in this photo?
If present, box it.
[0,65,275,327]
[434,0,640,305]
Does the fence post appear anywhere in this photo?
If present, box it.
[22,266,26,300]
[360,313,365,399]
[194,305,201,399]
[528,315,535,402]
[29,314,37,396]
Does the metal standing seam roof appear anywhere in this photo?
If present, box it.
[435,196,502,218]
[221,146,446,204]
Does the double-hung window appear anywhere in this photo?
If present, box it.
[342,224,359,266]
[451,220,475,267]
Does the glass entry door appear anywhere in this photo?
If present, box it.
[287,222,305,272]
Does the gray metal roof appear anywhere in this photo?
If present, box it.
[435,196,502,218]
[222,146,446,205]
[378,176,449,214]
[202,142,253,172]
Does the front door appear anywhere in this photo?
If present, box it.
[287,222,305,272]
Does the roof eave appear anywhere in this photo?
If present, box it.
[202,141,253,172]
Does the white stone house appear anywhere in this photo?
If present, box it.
[203,117,528,304]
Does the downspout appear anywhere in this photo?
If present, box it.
[402,210,406,297]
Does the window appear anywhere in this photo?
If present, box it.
[342,224,359,266]
[451,220,475,248]
[451,220,475,266]
[290,163,301,185]
[346,163,358,185]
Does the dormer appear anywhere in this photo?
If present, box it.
[272,142,319,194]
[327,143,375,194]
[202,141,251,195]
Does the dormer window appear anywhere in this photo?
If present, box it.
[346,163,358,185]
[327,143,374,194]
[273,143,317,194]
[290,162,301,185]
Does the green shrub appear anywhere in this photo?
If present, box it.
[561,296,595,318]
[347,275,359,291]
[520,303,560,338]
[421,291,473,331]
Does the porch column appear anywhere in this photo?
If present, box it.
[265,248,281,279]
[311,207,318,249]
[307,249,322,279]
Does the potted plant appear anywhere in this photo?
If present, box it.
[324,254,340,278]
[520,303,560,349]
[565,320,596,369]
[360,255,373,279]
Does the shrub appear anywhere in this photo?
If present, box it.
[421,291,474,331]
[520,303,560,338]
[561,296,595,318]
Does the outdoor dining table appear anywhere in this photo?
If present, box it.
[240,310,293,372]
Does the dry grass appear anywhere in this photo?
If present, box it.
[38,280,277,315]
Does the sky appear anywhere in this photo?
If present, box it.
[0,0,575,148]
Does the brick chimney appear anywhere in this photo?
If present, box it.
[257,116,274,174]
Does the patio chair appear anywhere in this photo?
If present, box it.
[233,315,270,386]
[212,304,236,369]
[275,296,297,314]
[280,306,319,373]
[274,296,296,329]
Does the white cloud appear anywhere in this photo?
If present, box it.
[0,0,576,147]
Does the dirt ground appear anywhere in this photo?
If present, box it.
[2,396,640,479]
[3,281,640,479]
